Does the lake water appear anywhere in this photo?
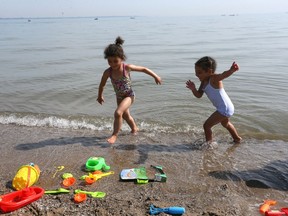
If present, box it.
[0,13,287,215]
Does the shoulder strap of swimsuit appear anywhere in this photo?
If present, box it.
[122,63,126,77]
[109,67,113,78]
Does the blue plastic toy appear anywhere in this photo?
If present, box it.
[149,204,185,215]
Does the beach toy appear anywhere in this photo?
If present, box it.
[12,163,40,191]
[74,189,106,198]
[73,193,87,203]
[120,167,148,182]
[120,165,167,184]
[62,177,76,187]
[92,170,103,174]
[85,175,96,185]
[151,165,167,182]
[44,188,70,194]
[149,204,185,215]
[260,200,277,214]
[0,187,44,213]
[85,157,110,171]
[265,208,288,216]
[52,166,64,178]
[62,173,73,179]
[84,171,115,185]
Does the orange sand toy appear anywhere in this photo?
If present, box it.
[12,163,40,191]
[74,193,87,203]
[85,171,114,185]
[62,177,76,187]
[260,200,277,214]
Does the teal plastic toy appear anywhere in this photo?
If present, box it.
[85,157,110,172]
[149,204,185,215]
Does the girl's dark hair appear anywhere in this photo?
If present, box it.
[104,36,127,60]
[195,56,217,73]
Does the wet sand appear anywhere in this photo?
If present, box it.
[1,124,287,216]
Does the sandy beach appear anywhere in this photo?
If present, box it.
[1,124,287,216]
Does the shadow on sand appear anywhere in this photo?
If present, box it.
[209,160,288,191]
[15,137,206,164]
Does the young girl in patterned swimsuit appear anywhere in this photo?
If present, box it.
[97,37,162,144]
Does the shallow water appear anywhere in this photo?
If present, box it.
[1,13,288,214]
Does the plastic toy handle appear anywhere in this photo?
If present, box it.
[103,164,111,171]
[45,188,70,194]
[165,207,185,214]
[91,171,114,180]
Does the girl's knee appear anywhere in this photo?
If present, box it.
[114,110,123,118]
[203,122,210,130]
[221,121,230,128]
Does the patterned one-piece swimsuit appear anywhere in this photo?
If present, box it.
[110,63,135,100]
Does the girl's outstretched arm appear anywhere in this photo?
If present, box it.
[215,62,239,82]
[126,64,162,84]
[186,80,204,98]
[97,70,110,105]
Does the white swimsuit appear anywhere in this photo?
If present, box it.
[203,80,234,117]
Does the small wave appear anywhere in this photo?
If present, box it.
[0,112,106,130]
[0,111,201,134]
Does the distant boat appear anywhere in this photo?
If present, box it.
[130,16,135,19]
[28,19,31,22]
[94,18,98,20]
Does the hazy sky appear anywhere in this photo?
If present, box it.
[1,0,288,18]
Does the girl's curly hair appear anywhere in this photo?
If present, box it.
[104,36,127,60]
[195,56,217,73]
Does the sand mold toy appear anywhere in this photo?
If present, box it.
[85,157,110,172]
[12,163,40,191]
[62,177,76,187]
[74,193,87,203]
[0,187,44,213]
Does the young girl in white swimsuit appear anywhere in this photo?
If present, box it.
[186,56,242,143]
[97,37,162,144]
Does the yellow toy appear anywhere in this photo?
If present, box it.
[12,163,40,191]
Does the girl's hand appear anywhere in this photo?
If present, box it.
[230,62,239,72]
[186,80,196,91]
[155,76,162,85]
[97,96,104,105]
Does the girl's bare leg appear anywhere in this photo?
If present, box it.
[122,108,138,134]
[204,111,242,143]
[107,97,133,144]
[221,119,242,143]
[203,111,227,142]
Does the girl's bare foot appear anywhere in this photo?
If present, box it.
[233,137,242,144]
[107,135,117,144]
[131,127,139,135]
